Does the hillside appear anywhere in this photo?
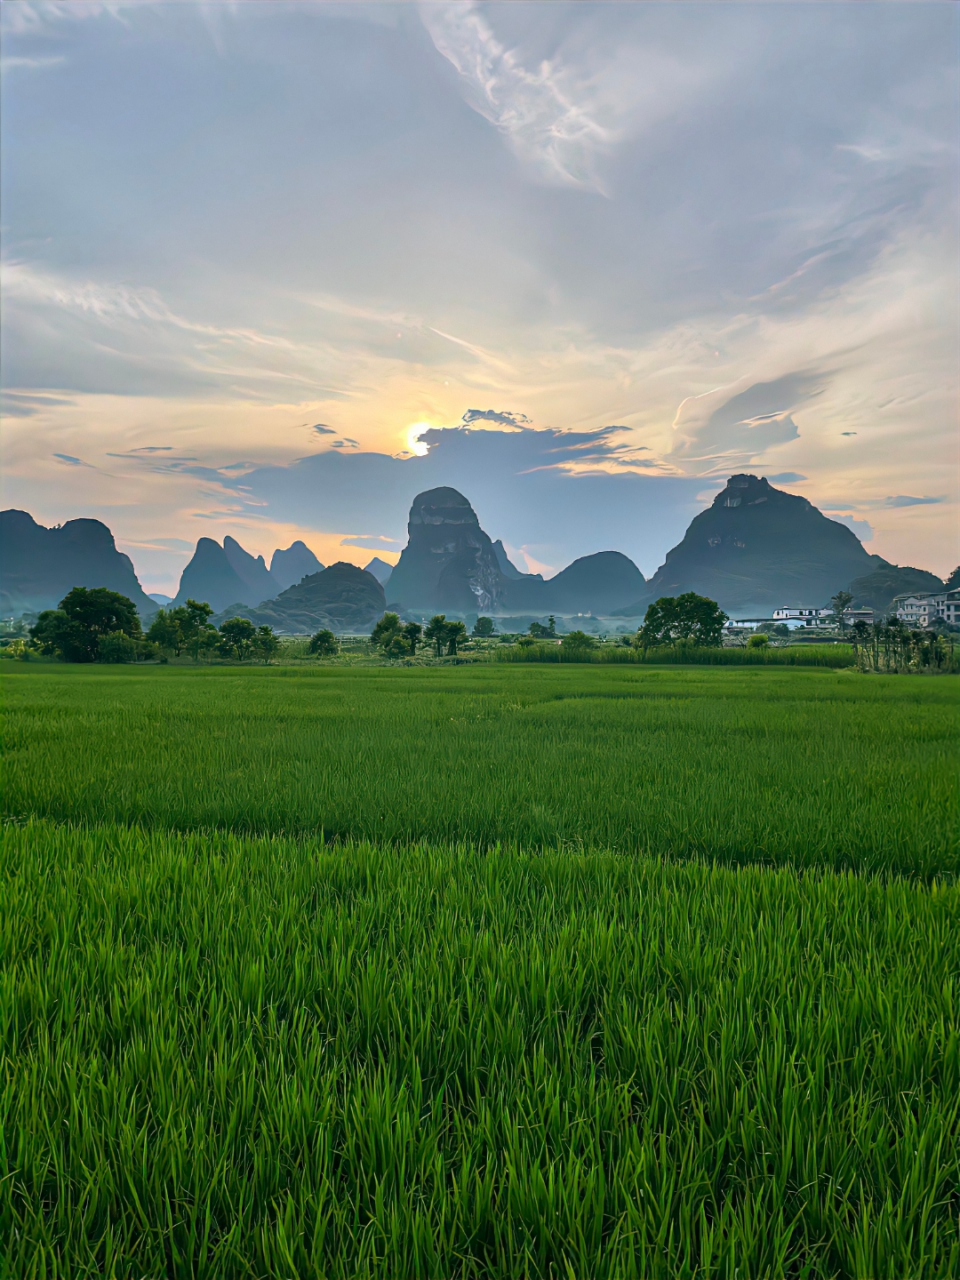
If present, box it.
[0,509,155,618]
[507,551,646,616]
[217,561,385,633]
[614,474,877,616]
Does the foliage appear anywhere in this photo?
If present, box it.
[2,819,958,1278]
[472,616,495,637]
[96,632,141,664]
[252,625,280,663]
[146,608,183,654]
[402,622,423,655]
[945,565,960,591]
[444,619,467,656]
[852,619,959,674]
[371,612,401,650]
[424,615,451,657]
[30,587,141,662]
[639,593,727,649]
[747,633,769,649]
[308,628,339,657]
[528,616,557,639]
[560,630,595,653]
[217,617,256,661]
[830,589,854,635]
[771,623,791,637]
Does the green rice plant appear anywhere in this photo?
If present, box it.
[499,642,855,667]
[1,820,957,1279]
[3,665,956,875]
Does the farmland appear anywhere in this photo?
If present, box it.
[2,664,959,1278]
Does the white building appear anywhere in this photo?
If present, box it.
[894,589,960,628]
[771,606,874,628]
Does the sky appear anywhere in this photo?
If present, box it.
[1,0,957,593]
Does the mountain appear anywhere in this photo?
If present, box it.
[173,537,280,612]
[217,562,385,633]
[270,541,324,591]
[492,539,541,582]
[386,487,510,613]
[148,593,173,606]
[847,564,944,616]
[506,551,646,616]
[614,474,878,616]
[0,509,156,618]
[363,557,394,587]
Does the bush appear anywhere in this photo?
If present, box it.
[748,634,770,649]
[97,632,140,664]
[308,629,339,657]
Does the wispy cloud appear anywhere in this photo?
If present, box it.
[420,1,612,191]
[883,494,943,508]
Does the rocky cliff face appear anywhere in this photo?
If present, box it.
[269,541,324,592]
[218,562,385,633]
[173,537,281,612]
[363,557,394,587]
[386,488,509,613]
[0,509,155,617]
[614,474,877,616]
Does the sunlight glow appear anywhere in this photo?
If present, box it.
[406,423,433,457]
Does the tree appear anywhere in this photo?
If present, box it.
[771,623,791,638]
[473,616,495,637]
[97,632,140,663]
[30,587,141,662]
[445,620,467,656]
[424,615,449,657]
[386,632,412,658]
[638,594,727,649]
[830,590,854,635]
[218,616,255,660]
[146,608,183,655]
[308,629,339,656]
[371,612,401,650]
[252,625,279,663]
[747,633,769,649]
[402,621,423,655]
[177,599,214,659]
[561,630,596,656]
[944,566,960,591]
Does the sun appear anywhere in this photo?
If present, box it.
[405,422,433,457]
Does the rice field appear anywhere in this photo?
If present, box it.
[2,664,959,1278]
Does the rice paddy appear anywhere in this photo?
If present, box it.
[2,664,958,1277]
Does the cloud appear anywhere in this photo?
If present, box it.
[765,472,808,484]
[0,55,66,72]
[158,424,705,577]
[461,408,532,428]
[420,0,613,191]
[53,453,91,467]
[829,514,874,541]
[340,535,403,551]
[312,424,335,435]
[883,494,943,508]
[668,370,826,475]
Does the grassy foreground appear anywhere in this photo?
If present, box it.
[4,823,959,1279]
[2,665,959,1278]
[3,664,958,875]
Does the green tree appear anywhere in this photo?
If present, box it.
[830,590,854,635]
[424,615,449,657]
[176,599,214,659]
[308,629,339,656]
[747,633,769,649]
[252,625,279,663]
[146,609,183,655]
[561,630,596,656]
[218,616,255,661]
[445,620,468,656]
[402,621,423,654]
[97,632,140,663]
[473,616,495,637]
[943,566,960,591]
[639,594,727,649]
[30,587,141,662]
[371,612,401,650]
[386,633,412,659]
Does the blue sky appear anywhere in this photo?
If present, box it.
[1,1,956,591]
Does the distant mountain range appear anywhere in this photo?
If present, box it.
[2,478,947,628]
